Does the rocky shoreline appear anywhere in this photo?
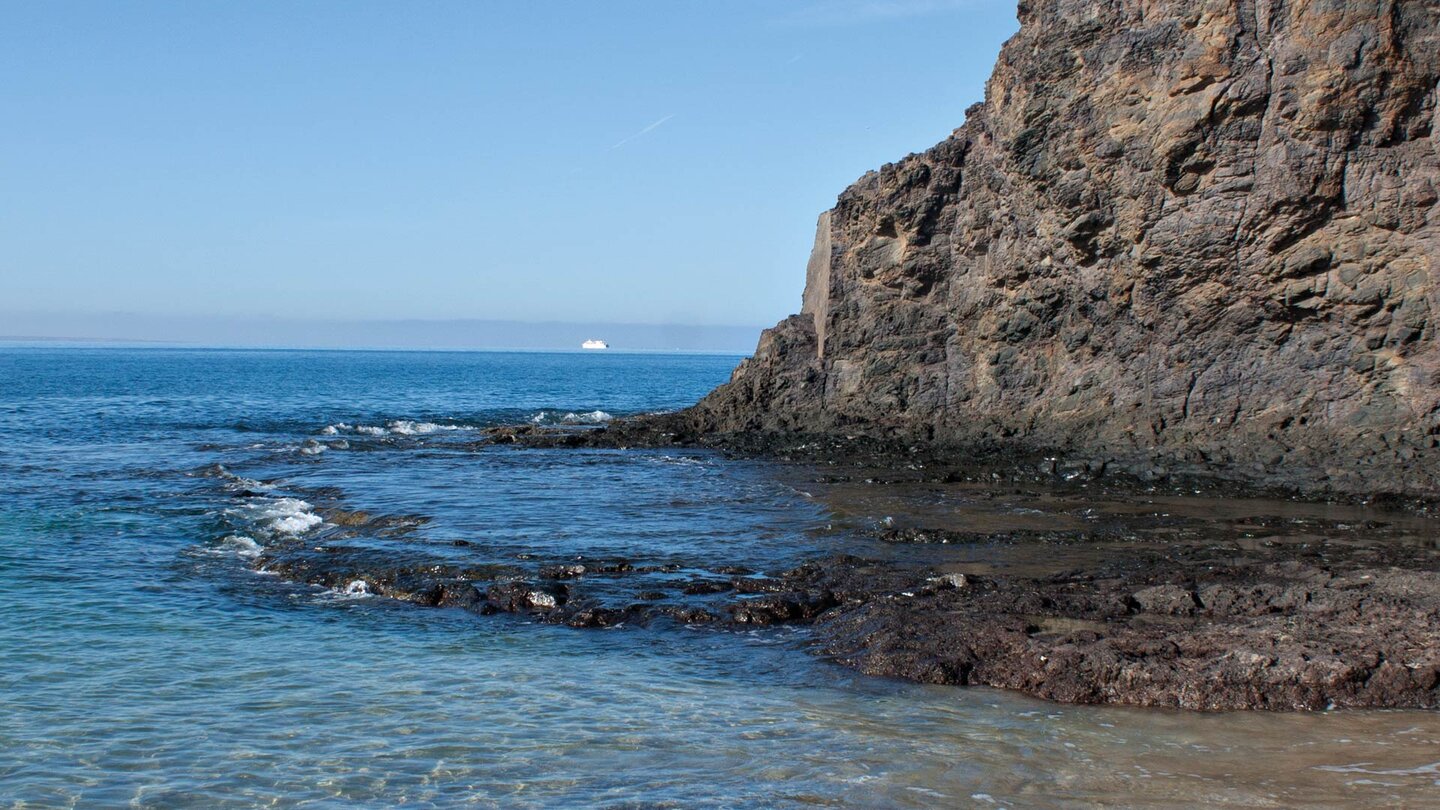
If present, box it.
[820,540,1439,711]
[455,0,1440,710]
[230,0,1440,710]
[242,433,1440,712]
[485,418,1440,514]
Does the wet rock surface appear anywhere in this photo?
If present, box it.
[818,543,1440,711]
[485,420,1440,515]
[244,482,1439,711]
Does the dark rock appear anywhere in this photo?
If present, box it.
[486,581,568,612]
[730,590,838,625]
[430,583,484,610]
[1130,584,1200,616]
[664,606,720,625]
[564,606,631,628]
[240,482,1439,710]
[731,576,785,595]
[817,546,1440,710]
[929,572,970,590]
[667,0,1440,501]
[682,579,734,595]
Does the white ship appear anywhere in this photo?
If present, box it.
[581,339,609,350]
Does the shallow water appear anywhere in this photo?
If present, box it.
[2,346,1437,808]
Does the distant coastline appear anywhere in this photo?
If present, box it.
[0,313,764,354]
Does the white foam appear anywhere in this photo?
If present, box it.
[209,466,275,492]
[387,420,471,436]
[561,410,613,424]
[528,410,614,425]
[222,535,264,559]
[229,476,274,491]
[323,419,474,437]
[240,497,324,536]
[299,440,326,455]
[343,580,371,596]
[273,512,323,534]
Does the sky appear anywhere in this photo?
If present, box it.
[1,0,1019,348]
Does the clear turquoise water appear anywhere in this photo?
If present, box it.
[2,346,1437,808]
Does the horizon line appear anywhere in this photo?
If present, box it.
[0,336,751,355]
[0,311,770,329]
[0,312,770,353]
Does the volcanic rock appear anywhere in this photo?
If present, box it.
[684,0,1440,498]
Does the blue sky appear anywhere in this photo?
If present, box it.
[1,0,1018,342]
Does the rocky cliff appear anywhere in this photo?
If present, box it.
[692,0,1440,496]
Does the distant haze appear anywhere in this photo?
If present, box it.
[0,1,1019,340]
[0,312,760,353]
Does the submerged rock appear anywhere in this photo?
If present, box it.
[245,486,1439,710]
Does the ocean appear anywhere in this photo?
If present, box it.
[1,346,1436,808]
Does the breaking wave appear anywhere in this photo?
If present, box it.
[527,410,614,426]
[194,464,277,493]
[231,497,325,538]
[221,535,264,559]
[321,420,477,437]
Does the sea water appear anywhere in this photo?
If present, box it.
[1,346,1436,808]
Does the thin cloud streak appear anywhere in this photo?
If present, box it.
[777,0,981,26]
[609,114,676,150]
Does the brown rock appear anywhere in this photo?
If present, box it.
[683,0,1440,498]
[1130,583,1200,615]
[817,550,1440,710]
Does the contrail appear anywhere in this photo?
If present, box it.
[609,114,675,150]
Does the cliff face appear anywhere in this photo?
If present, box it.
[694,0,1440,495]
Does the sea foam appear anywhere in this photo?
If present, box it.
[563,410,614,424]
[238,497,324,537]
[387,420,471,436]
[222,535,264,559]
[323,420,473,437]
[529,410,614,425]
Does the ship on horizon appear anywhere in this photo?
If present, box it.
[581,339,609,350]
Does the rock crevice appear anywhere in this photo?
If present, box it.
[691,0,1440,496]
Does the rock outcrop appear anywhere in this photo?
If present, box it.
[243,485,1440,711]
[692,0,1440,496]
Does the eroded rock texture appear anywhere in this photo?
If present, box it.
[694,0,1440,496]
[820,549,1440,711]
